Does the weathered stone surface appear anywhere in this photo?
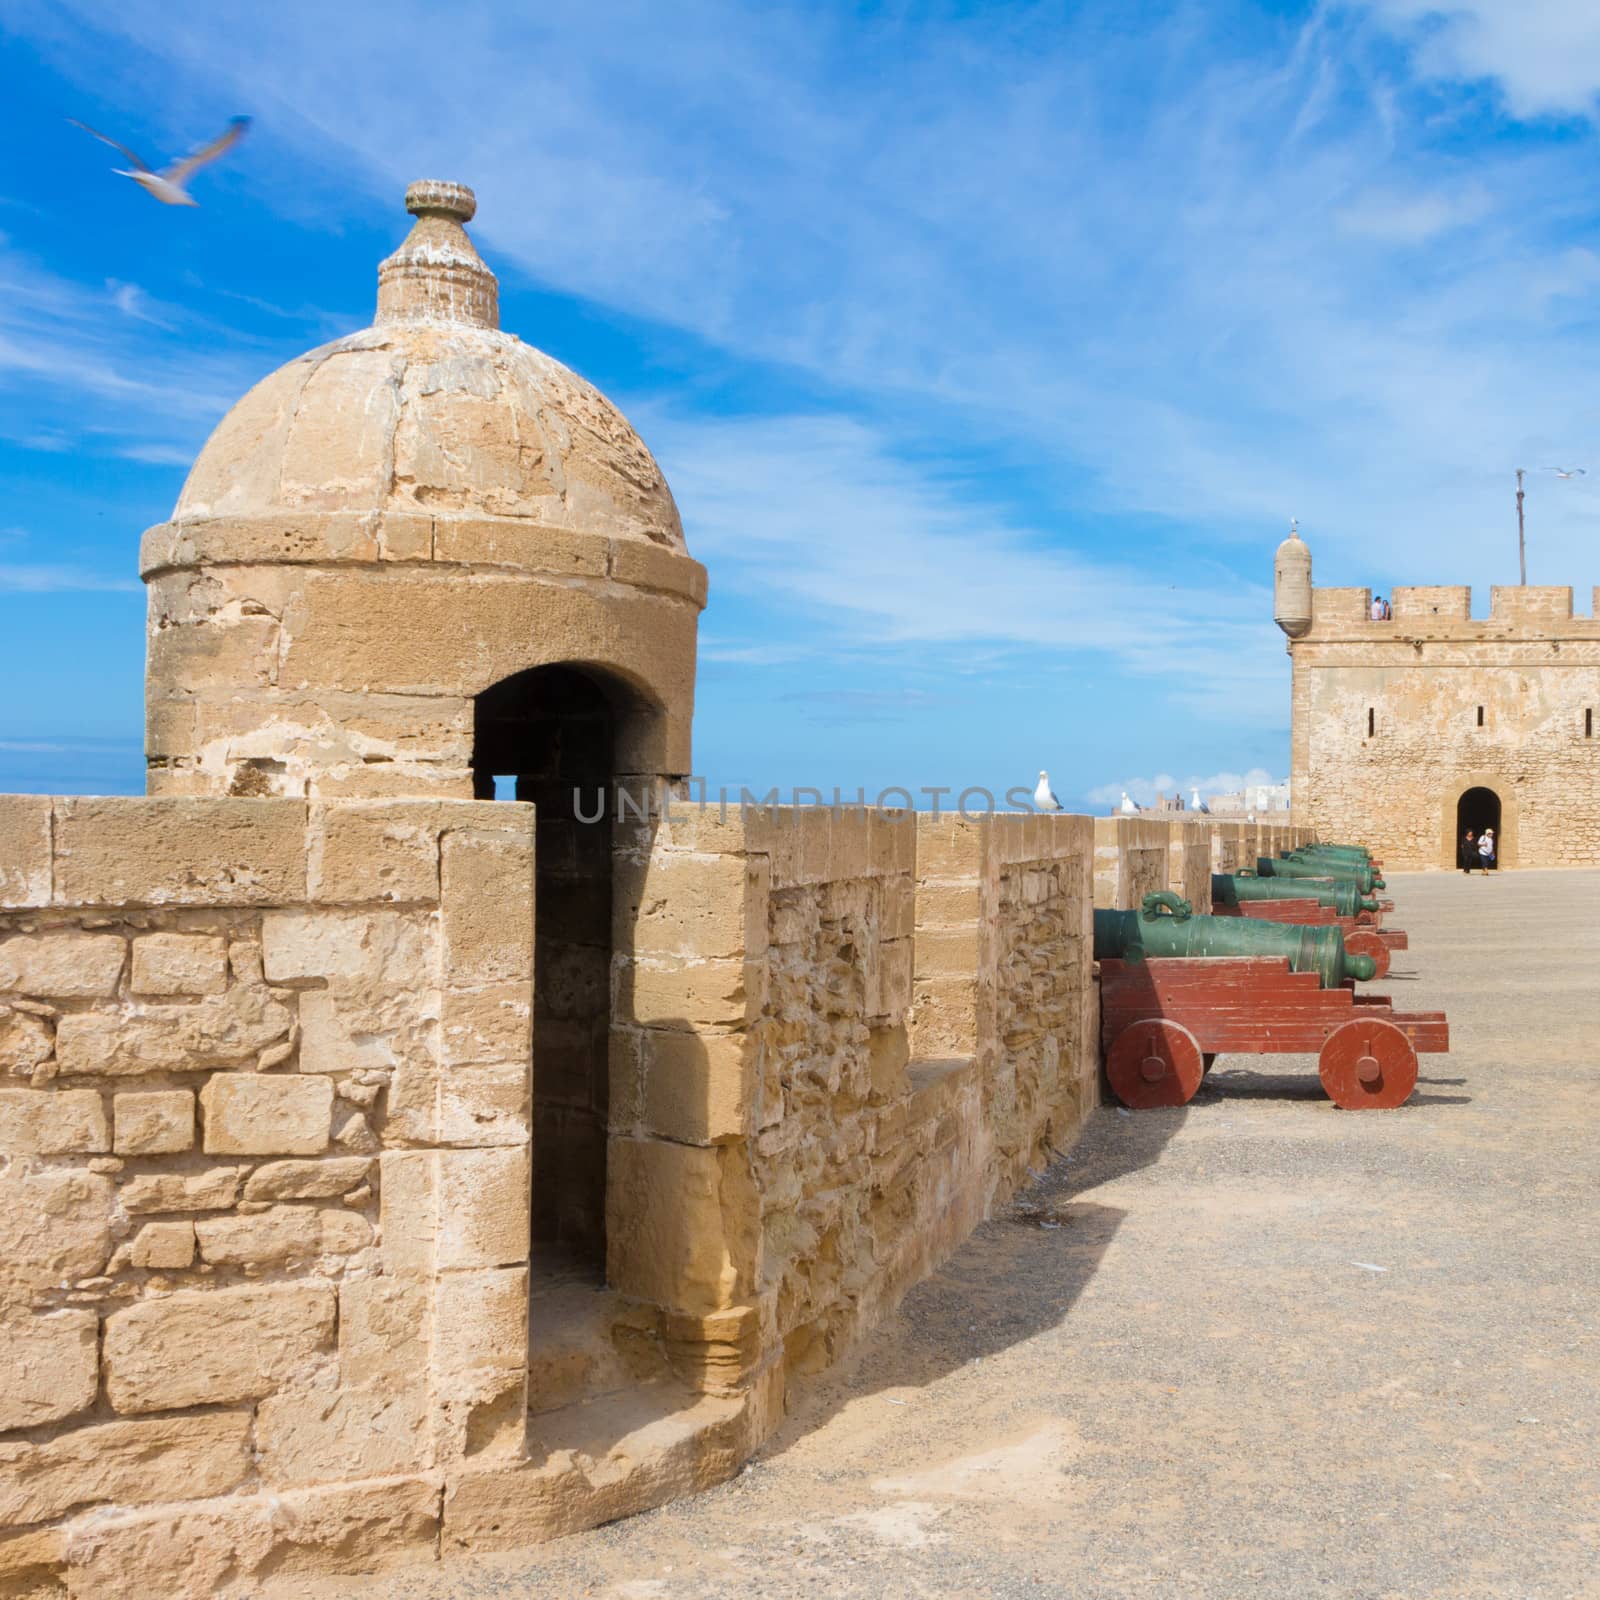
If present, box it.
[200,1072,332,1155]
[0,795,51,909]
[55,986,293,1076]
[0,1164,112,1296]
[0,1412,250,1525]
[103,1283,335,1412]
[309,802,448,903]
[0,1005,52,1075]
[338,1276,428,1386]
[194,1205,323,1266]
[260,908,433,984]
[618,852,759,959]
[52,798,307,906]
[63,1475,442,1595]
[437,1063,529,1147]
[612,1029,750,1145]
[130,933,228,996]
[319,1208,374,1254]
[119,1166,241,1214]
[0,1524,64,1596]
[256,1372,429,1485]
[0,934,124,999]
[295,989,399,1076]
[433,1267,528,1401]
[606,1137,756,1314]
[243,1156,372,1203]
[622,957,751,1030]
[437,1147,529,1269]
[439,982,531,1067]
[0,1309,98,1432]
[113,1089,194,1155]
[440,828,533,987]
[378,1151,437,1273]
[0,1088,107,1154]
[129,1220,196,1270]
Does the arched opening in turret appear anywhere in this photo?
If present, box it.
[1456,786,1501,870]
[473,665,617,1277]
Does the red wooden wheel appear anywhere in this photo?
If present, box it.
[1318,1018,1418,1110]
[1343,928,1390,978]
[1107,1018,1205,1109]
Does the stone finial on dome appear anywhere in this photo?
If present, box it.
[376,179,499,329]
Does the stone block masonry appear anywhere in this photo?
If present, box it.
[0,796,533,1597]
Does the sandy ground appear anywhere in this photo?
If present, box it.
[299,868,1600,1600]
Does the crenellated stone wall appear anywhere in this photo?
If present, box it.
[0,793,1313,1595]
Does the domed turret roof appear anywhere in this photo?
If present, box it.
[173,180,685,551]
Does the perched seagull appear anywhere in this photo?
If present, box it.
[1119,791,1140,816]
[69,115,251,206]
[1190,787,1210,814]
[1033,770,1063,812]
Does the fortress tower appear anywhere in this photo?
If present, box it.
[1274,527,1600,869]
[141,179,704,805]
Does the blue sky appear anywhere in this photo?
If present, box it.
[4,0,1600,806]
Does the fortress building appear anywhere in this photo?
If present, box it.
[0,182,1306,1596]
[1274,526,1600,870]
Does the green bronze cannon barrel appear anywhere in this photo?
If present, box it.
[1211,874,1378,917]
[1284,846,1375,866]
[1094,892,1377,987]
[1256,856,1385,892]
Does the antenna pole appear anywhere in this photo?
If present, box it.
[1516,468,1526,586]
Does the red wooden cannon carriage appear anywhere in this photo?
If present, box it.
[1098,955,1448,1111]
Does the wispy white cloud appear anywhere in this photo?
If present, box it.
[0,564,140,592]
[1086,767,1283,808]
[20,0,1600,589]
[1363,0,1600,119]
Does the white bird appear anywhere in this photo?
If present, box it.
[1542,466,1586,479]
[1119,791,1140,815]
[70,116,251,206]
[1190,787,1210,814]
[1033,770,1063,812]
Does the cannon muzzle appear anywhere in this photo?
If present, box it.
[1095,892,1378,987]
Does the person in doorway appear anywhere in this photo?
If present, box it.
[1371,594,1387,621]
[1461,828,1476,872]
[1478,827,1496,873]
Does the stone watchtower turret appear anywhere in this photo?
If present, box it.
[141,180,705,804]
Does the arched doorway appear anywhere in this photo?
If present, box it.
[473,665,615,1276]
[1456,786,1501,870]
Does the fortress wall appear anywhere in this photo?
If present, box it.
[1167,822,1214,911]
[0,794,536,1590]
[1092,817,1172,909]
[1489,585,1573,624]
[1392,587,1471,622]
[0,794,1327,1591]
[1294,643,1600,869]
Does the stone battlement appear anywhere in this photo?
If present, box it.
[1303,584,1600,637]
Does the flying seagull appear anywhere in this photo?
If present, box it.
[1034,770,1063,812]
[1542,467,1586,479]
[69,115,251,206]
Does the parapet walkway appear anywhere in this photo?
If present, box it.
[297,868,1600,1599]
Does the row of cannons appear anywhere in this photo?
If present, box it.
[1094,844,1448,1111]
